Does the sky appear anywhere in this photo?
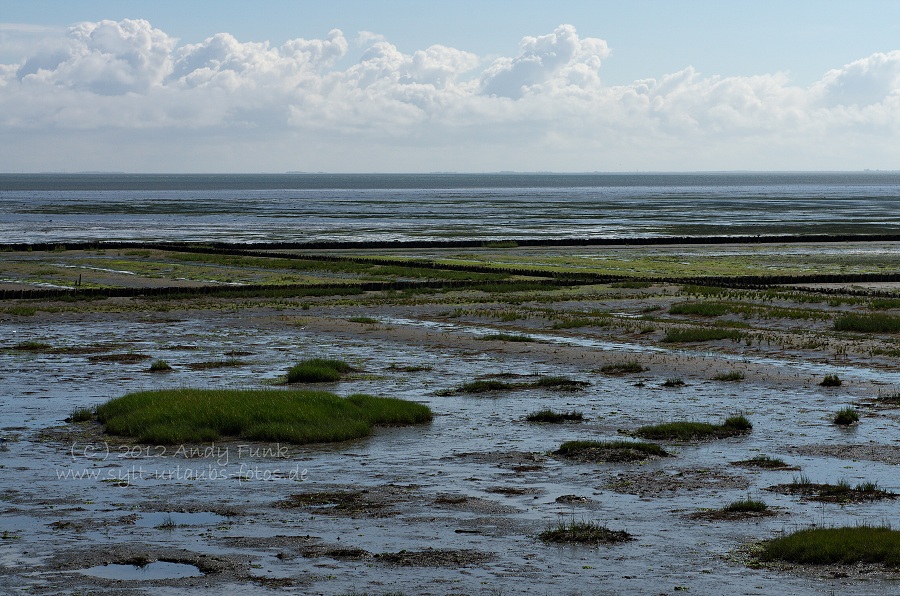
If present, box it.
[2,0,900,173]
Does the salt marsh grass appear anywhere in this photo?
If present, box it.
[633,415,751,441]
[286,358,354,383]
[835,313,900,333]
[662,328,743,343]
[761,525,900,566]
[95,388,431,444]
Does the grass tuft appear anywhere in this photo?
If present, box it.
[760,525,900,566]
[149,359,173,372]
[599,360,646,375]
[457,379,515,393]
[286,358,355,383]
[820,374,842,387]
[662,378,685,387]
[770,477,895,502]
[713,370,745,382]
[538,519,632,545]
[723,497,768,513]
[834,313,900,333]
[67,407,94,423]
[94,388,431,444]
[633,416,751,441]
[833,407,860,426]
[731,454,796,470]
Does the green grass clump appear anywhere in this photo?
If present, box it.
[532,376,590,390]
[479,333,534,342]
[834,313,900,333]
[149,359,173,372]
[662,328,743,343]
[286,358,354,383]
[555,440,669,462]
[551,317,595,329]
[772,476,895,502]
[732,454,795,470]
[347,316,378,324]
[95,388,431,445]
[713,370,745,382]
[669,302,732,316]
[633,416,751,441]
[457,379,515,393]
[820,374,842,387]
[538,519,632,544]
[760,525,900,566]
[833,407,859,426]
[723,497,768,512]
[661,378,685,387]
[453,375,587,394]
[67,407,94,422]
[871,298,900,310]
[600,360,646,375]
[526,409,584,423]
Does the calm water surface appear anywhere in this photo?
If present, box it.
[2,172,899,243]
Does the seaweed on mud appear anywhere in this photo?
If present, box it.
[373,548,493,567]
[554,440,669,463]
[538,519,632,545]
[730,454,799,471]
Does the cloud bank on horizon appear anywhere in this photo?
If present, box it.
[2,18,899,172]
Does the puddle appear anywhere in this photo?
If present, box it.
[77,561,204,580]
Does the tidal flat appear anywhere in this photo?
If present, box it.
[4,241,900,594]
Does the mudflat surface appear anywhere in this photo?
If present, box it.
[3,260,900,594]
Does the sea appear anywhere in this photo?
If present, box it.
[2,172,900,244]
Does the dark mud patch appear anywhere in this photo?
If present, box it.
[538,520,633,545]
[790,443,900,465]
[606,468,751,497]
[766,481,896,503]
[688,509,779,521]
[87,352,152,363]
[218,534,321,551]
[186,359,248,370]
[373,548,494,567]
[133,501,243,518]
[554,440,670,463]
[277,484,419,517]
[432,494,521,515]
[485,485,544,496]
[555,494,596,505]
[449,450,547,469]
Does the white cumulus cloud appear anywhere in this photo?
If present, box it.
[1,19,900,171]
